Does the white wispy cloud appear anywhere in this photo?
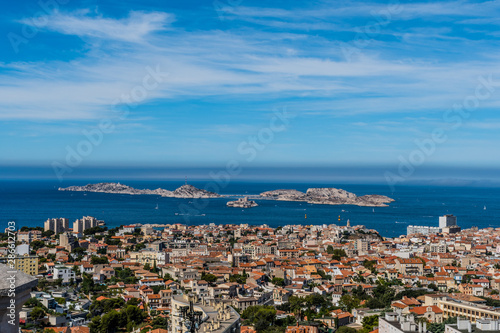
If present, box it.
[19,10,173,42]
[2,4,500,125]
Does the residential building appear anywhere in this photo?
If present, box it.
[170,294,240,333]
[439,215,457,229]
[73,216,100,234]
[445,318,500,333]
[0,255,39,276]
[44,218,70,234]
[53,265,76,283]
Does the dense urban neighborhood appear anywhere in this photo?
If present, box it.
[3,216,500,333]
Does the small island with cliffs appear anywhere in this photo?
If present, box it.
[59,182,394,207]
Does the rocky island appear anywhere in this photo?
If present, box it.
[260,187,394,207]
[226,197,258,208]
[60,183,393,207]
[59,183,221,198]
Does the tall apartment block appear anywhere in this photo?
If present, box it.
[73,216,99,233]
[439,214,457,228]
[44,218,69,234]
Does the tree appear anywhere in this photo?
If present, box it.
[332,249,347,261]
[428,317,457,333]
[428,283,439,291]
[272,277,285,287]
[30,240,45,251]
[317,269,332,281]
[72,247,87,256]
[135,243,146,251]
[339,294,360,312]
[99,310,121,333]
[84,226,107,235]
[42,230,55,238]
[288,296,307,321]
[230,274,247,284]
[25,297,44,308]
[336,327,357,333]
[55,297,66,305]
[152,315,168,329]
[363,260,377,273]
[327,245,335,254]
[241,305,277,332]
[91,256,109,265]
[122,304,146,327]
[362,315,379,331]
[202,273,217,284]
[31,306,46,320]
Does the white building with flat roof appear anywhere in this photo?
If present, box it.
[439,215,457,228]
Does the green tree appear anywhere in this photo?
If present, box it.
[55,297,66,305]
[72,247,87,256]
[327,245,334,254]
[363,260,377,273]
[122,304,146,327]
[42,230,55,238]
[31,306,46,320]
[289,296,307,321]
[336,327,357,333]
[428,317,457,333]
[229,274,247,284]
[362,315,379,331]
[339,294,360,312]
[25,297,44,308]
[332,249,347,261]
[272,277,285,287]
[241,305,277,332]
[202,273,218,284]
[30,240,45,251]
[99,310,121,333]
[91,256,109,265]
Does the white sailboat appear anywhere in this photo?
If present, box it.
[484,205,487,210]
[155,203,159,210]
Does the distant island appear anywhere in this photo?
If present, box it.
[260,188,394,207]
[226,197,258,208]
[59,183,394,207]
[58,182,221,198]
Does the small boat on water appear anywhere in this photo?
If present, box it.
[484,205,487,210]
[155,203,159,210]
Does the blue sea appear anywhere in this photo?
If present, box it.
[0,180,499,238]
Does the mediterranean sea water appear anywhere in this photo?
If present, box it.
[1,180,499,238]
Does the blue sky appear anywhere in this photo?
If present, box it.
[1,0,500,180]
